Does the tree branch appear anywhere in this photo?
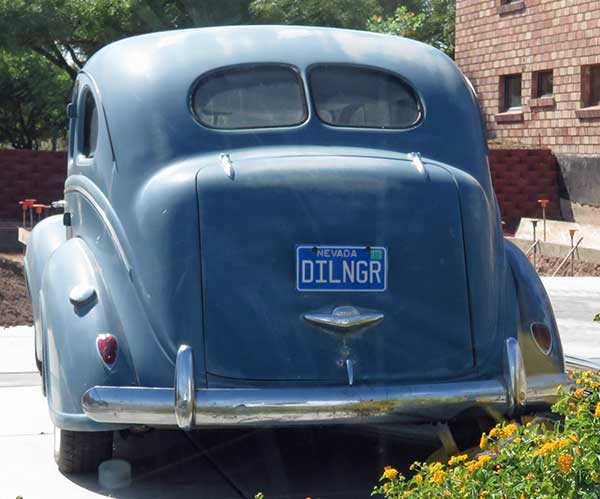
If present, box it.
[32,47,78,80]
[64,44,84,70]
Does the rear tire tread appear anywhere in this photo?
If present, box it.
[55,429,113,474]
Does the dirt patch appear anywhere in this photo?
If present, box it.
[0,256,33,327]
[533,255,600,277]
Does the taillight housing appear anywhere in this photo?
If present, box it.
[530,323,552,355]
[97,334,118,365]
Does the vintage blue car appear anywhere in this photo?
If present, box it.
[25,25,569,473]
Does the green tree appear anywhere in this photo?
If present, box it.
[0,0,252,81]
[0,51,71,149]
[367,0,455,57]
[250,0,382,29]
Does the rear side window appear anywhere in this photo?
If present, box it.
[81,90,98,157]
[309,65,421,129]
[192,65,307,129]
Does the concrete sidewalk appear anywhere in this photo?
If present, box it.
[541,277,600,361]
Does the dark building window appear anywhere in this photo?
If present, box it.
[535,71,553,98]
[503,0,521,3]
[502,74,522,111]
[582,65,600,107]
[581,64,600,108]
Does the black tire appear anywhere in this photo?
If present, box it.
[34,341,42,374]
[54,427,114,474]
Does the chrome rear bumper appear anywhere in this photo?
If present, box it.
[82,342,572,430]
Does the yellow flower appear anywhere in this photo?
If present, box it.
[501,423,518,438]
[430,470,446,485]
[479,434,488,449]
[489,428,500,438]
[513,437,522,444]
[533,437,573,457]
[443,490,451,497]
[415,474,424,486]
[595,402,600,418]
[574,387,585,398]
[557,452,574,473]
[448,454,468,465]
[382,466,399,480]
[465,454,492,474]
[525,473,535,480]
[430,461,443,472]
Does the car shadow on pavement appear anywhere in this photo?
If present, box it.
[65,426,438,499]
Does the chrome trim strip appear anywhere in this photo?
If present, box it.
[174,345,195,430]
[346,359,354,386]
[505,337,527,413]
[304,306,383,330]
[64,186,132,273]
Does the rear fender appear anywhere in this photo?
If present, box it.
[24,215,66,360]
[41,237,136,430]
[504,239,564,376]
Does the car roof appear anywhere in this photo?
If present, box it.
[81,26,488,185]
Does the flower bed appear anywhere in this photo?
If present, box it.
[374,371,600,499]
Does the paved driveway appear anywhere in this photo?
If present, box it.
[541,277,600,362]
[1,277,599,498]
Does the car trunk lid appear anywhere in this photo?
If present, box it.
[197,154,474,384]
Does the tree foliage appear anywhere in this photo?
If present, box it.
[0,0,252,81]
[250,0,381,29]
[0,0,455,148]
[367,0,455,57]
[0,51,71,149]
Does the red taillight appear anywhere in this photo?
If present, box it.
[531,323,552,355]
[97,334,118,365]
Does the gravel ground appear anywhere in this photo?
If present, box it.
[534,255,600,277]
[0,256,32,327]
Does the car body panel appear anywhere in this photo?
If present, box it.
[23,26,567,431]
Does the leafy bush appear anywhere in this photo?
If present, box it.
[374,371,600,499]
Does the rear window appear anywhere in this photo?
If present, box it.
[309,65,421,129]
[192,65,307,129]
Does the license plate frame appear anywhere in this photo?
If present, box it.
[296,245,388,292]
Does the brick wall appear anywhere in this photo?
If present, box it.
[455,0,600,155]
[489,148,561,232]
[0,150,66,220]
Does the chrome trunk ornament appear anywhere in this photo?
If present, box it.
[303,306,383,330]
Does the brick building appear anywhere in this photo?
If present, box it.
[455,0,600,222]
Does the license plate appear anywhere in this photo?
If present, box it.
[296,245,387,292]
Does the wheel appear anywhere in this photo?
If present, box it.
[54,426,114,474]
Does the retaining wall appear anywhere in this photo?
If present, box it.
[0,150,66,221]
[489,148,561,233]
